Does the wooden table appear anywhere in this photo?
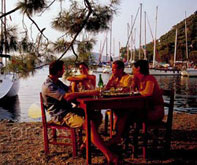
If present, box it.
[77,95,148,164]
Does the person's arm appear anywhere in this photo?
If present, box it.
[105,75,116,90]
[139,81,155,96]
[131,76,139,91]
[67,75,87,82]
[88,75,96,88]
[121,75,134,92]
[63,89,100,102]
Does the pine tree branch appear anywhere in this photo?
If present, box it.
[0,6,20,19]
[57,0,93,61]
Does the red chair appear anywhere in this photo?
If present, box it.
[40,92,80,157]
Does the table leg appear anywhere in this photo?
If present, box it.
[85,109,91,164]
[110,110,113,138]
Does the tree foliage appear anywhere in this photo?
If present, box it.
[0,0,119,76]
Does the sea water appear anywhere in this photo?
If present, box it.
[0,67,197,122]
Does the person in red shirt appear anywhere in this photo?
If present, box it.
[132,60,164,122]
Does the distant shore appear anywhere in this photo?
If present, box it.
[0,112,197,164]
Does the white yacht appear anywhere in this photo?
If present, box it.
[181,68,197,77]
[0,54,20,99]
[150,67,181,76]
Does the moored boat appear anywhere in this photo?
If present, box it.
[0,54,20,99]
[181,68,197,77]
[0,0,20,99]
[150,67,181,76]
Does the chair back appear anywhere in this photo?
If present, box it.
[162,89,174,132]
[40,92,47,125]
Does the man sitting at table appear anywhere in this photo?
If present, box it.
[42,60,119,164]
[105,60,133,145]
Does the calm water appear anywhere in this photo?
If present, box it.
[0,67,197,122]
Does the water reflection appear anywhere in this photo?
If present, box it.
[155,76,197,113]
[0,96,20,121]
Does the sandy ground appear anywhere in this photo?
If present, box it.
[0,112,197,164]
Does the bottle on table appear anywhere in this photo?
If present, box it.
[98,74,104,89]
[98,74,104,97]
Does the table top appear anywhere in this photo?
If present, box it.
[77,94,148,110]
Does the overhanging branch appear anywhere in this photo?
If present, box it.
[0,6,20,19]
[27,14,49,42]
[57,0,93,61]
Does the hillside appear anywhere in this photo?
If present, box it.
[146,11,197,64]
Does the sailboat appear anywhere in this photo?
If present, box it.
[181,12,197,77]
[0,0,19,99]
[149,6,180,76]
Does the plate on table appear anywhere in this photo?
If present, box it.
[102,91,131,97]
[133,91,140,95]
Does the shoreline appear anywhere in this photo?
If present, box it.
[0,112,197,164]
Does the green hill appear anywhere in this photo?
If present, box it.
[146,11,197,65]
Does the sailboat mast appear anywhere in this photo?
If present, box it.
[113,37,115,58]
[185,11,188,60]
[99,33,107,65]
[153,6,158,68]
[0,0,3,63]
[133,28,136,61]
[4,0,6,54]
[109,20,112,63]
[106,35,108,63]
[130,15,133,63]
[98,40,102,64]
[139,3,142,60]
[127,23,130,62]
[144,11,147,60]
[174,28,178,67]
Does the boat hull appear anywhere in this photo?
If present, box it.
[150,68,180,76]
[181,68,197,77]
[0,73,20,99]
[6,77,20,97]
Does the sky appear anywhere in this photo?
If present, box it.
[5,0,197,58]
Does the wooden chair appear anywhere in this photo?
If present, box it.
[139,89,175,159]
[40,92,80,157]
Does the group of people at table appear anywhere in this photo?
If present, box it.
[42,59,164,164]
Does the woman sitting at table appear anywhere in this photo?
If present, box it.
[132,60,164,122]
[67,62,96,92]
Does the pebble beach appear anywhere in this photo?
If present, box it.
[0,112,197,164]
